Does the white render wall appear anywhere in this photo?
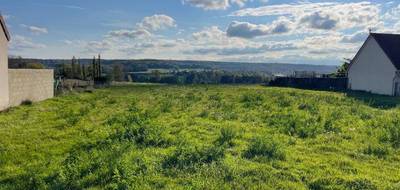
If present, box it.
[8,69,54,107]
[348,37,397,95]
[0,27,8,110]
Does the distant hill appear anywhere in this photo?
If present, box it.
[10,58,337,75]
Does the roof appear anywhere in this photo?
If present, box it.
[0,15,10,41]
[348,33,400,73]
[371,33,400,70]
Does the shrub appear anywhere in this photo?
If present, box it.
[243,136,285,161]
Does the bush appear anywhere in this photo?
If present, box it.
[243,136,285,161]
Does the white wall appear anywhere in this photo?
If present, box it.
[0,27,8,110]
[348,37,397,95]
[8,69,54,107]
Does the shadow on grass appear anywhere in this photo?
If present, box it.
[266,85,400,109]
[345,91,400,109]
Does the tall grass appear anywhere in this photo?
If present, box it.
[0,84,399,189]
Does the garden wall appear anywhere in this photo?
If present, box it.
[269,77,348,91]
[8,69,54,107]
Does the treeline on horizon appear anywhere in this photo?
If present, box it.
[132,70,270,85]
[9,57,337,75]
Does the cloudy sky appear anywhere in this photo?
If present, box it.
[1,0,400,65]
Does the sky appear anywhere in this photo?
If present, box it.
[1,0,400,65]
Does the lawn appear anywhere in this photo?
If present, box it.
[0,84,400,189]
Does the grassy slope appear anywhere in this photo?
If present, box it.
[0,85,400,189]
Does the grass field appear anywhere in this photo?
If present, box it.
[1,84,400,189]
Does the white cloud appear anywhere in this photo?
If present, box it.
[299,12,338,30]
[226,18,293,39]
[341,31,369,43]
[107,14,175,40]
[84,40,112,53]
[138,14,176,31]
[10,35,46,50]
[108,29,151,39]
[183,0,230,10]
[182,0,266,10]
[193,26,226,41]
[186,42,298,55]
[231,1,380,31]
[20,24,48,35]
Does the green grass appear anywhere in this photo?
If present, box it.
[0,84,400,189]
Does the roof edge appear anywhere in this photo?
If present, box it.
[370,33,400,70]
[0,15,10,41]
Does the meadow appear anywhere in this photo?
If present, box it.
[0,84,400,189]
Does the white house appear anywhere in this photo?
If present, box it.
[348,33,400,96]
[0,15,10,110]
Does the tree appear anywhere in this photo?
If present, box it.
[71,56,77,78]
[26,62,45,69]
[336,58,351,77]
[97,54,102,78]
[112,64,125,81]
[76,58,82,79]
[82,64,86,80]
[152,70,162,82]
[92,56,97,80]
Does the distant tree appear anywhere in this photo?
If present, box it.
[76,58,82,79]
[92,56,97,80]
[25,62,45,69]
[152,70,162,82]
[97,54,102,78]
[71,56,77,78]
[336,58,351,77]
[82,64,86,80]
[112,64,125,81]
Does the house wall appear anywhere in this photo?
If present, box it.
[348,37,397,95]
[0,27,8,110]
[8,69,54,107]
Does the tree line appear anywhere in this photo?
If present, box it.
[57,55,104,81]
[132,70,270,84]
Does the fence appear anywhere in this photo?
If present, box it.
[269,77,348,91]
[8,69,54,107]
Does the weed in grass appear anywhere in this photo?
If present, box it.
[363,144,390,158]
[215,127,237,147]
[163,143,225,170]
[243,136,285,161]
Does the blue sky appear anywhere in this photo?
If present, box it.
[1,0,400,65]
